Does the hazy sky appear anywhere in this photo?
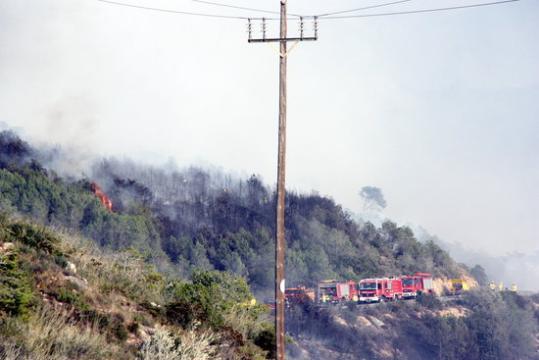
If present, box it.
[1,0,537,256]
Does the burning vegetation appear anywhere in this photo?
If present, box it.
[90,182,113,212]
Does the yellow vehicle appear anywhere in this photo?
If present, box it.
[240,298,257,308]
[450,279,470,295]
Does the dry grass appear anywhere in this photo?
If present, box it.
[0,305,116,360]
[0,342,23,360]
[56,231,165,306]
[222,305,267,340]
[138,326,220,360]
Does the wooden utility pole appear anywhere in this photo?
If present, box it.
[275,1,287,359]
[248,4,317,359]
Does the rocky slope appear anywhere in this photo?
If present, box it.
[0,214,273,359]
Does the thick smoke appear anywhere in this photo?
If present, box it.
[359,186,387,210]
[38,145,96,179]
[413,226,539,292]
[0,130,35,168]
[0,129,95,179]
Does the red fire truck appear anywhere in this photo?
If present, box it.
[285,286,315,306]
[317,280,358,303]
[358,278,403,303]
[400,272,434,299]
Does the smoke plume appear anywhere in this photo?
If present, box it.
[359,186,387,211]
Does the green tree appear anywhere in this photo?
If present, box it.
[470,264,488,286]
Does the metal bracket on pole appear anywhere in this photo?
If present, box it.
[286,40,300,56]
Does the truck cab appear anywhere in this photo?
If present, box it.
[317,281,339,304]
[317,280,358,303]
[449,279,469,295]
[401,276,420,299]
[285,286,315,306]
[358,279,382,303]
[401,273,434,299]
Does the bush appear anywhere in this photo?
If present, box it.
[0,305,114,360]
[0,249,34,317]
[138,326,220,360]
[165,301,207,329]
[416,292,442,310]
[52,287,89,311]
[166,270,254,329]
[7,222,59,255]
[110,317,129,342]
[75,248,165,305]
[253,324,275,359]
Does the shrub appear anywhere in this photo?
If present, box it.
[0,249,34,317]
[133,313,153,327]
[53,253,68,268]
[234,342,268,360]
[75,248,165,305]
[253,324,275,359]
[166,270,254,329]
[416,292,442,310]
[79,309,111,330]
[111,319,129,342]
[53,287,89,311]
[165,301,207,329]
[7,222,59,255]
[138,326,220,360]
[127,321,139,334]
[0,305,114,360]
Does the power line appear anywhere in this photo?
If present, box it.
[93,0,270,20]
[93,0,521,23]
[320,0,520,20]
[192,0,304,18]
[316,0,414,18]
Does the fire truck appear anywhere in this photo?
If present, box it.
[317,280,358,303]
[285,286,315,306]
[358,278,403,303]
[400,272,434,299]
[449,278,470,295]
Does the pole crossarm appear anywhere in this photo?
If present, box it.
[246,16,318,44]
[248,36,317,43]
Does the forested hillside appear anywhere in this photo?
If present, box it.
[1,130,538,360]
[0,131,462,297]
